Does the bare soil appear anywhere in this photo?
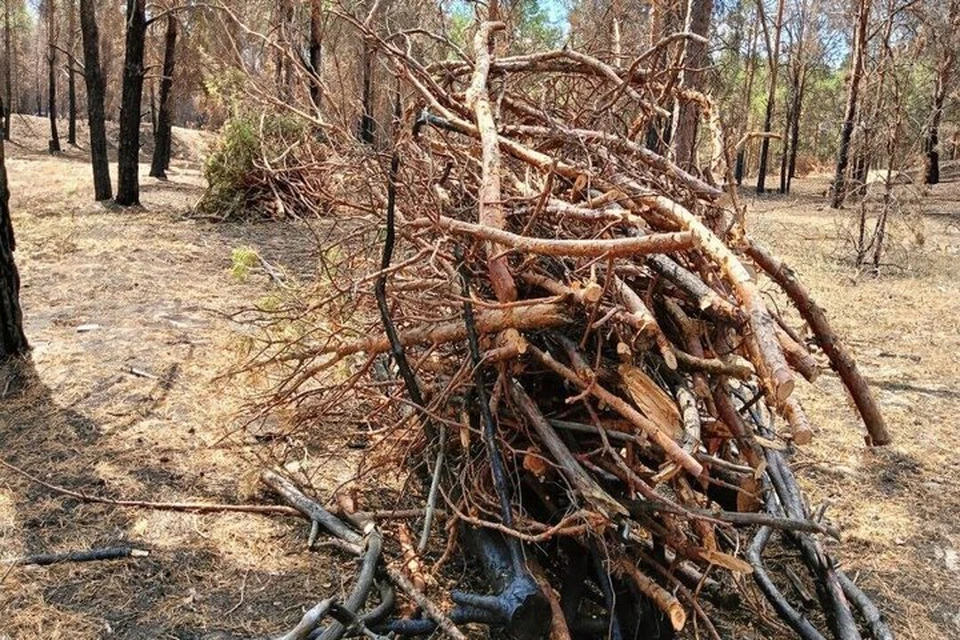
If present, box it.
[1,115,958,638]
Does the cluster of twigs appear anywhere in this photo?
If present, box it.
[249,13,896,640]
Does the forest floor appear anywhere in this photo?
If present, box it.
[0,114,959,639]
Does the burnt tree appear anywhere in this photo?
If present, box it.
[308,0,323,110]
[831,0,872,208]
[3,0,12,141]
[670,0,713,171]
[67,0,77,145]
[79,0,112,201]
[149,13,178,179]
[47,0,61,153]
[115,0,147,206]
[0,137,27,360]
[755,0,786,194]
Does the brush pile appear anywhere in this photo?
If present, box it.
[256,15,895,640]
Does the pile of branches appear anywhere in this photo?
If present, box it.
[254,13,896,640]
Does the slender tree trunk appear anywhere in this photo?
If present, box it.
[3,0,11,140]
[736,16,760,185]
[785,70,806,192]
[67,0,77,145]
[47,0,61,153]
[0,136,27,359]
[308,0,323,110]
[670,0,713,170]
[830,0,872,208]
[756,0,786,194]
[359,42,375,144]
[78,0,112,201]
[115,0,147,206]
[924,60,951,185]
[150,14,177,179]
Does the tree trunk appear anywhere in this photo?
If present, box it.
[359,42,375,144]
[756,0,786,194]
[670,0,713,170]
[924,60,950,185]
[736,16,760,186]
[150,13,177,179]
[47,0,61,153]
[115,0,147,206]
[830,0,872,208]
[67,0,77,145]
[78,0,112,201]
[785,71,806,192]
[0,137,27,360]
[3,0,11,141]
[308,0,323,110]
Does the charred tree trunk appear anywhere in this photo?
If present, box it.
[756,0,786,194]
[47,0,61,153]
[924,60,951,185]
[736,16,760,186]
[3,0,12,141]
[831,0,872,208]
[67,0,77,145]
[78,0,111,201]
[0,138,27,360]
[670,0,713,170]
[149,14,177,179]
[115,0,147,207]
[308,0,323,110]
[785,71,806,192]
[359,42,375,144]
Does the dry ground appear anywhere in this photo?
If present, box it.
[0,114,958,638]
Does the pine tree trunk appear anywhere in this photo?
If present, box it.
[924,62,949,185]
[150,14,177,179]
[830,0,872,208]
[47,0,61,153]
[78,0,112,201]
[756,0,786,194]
[67,0,77,145]
[3,0,12,141]
[115,0,147,206]
[308,0,323,110]
[0,137,27,360]
[670,0,713,170]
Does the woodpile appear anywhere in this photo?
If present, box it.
[256,14,895,640]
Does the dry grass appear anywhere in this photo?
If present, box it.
[1,113,959,638]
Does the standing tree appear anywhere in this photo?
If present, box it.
[922,0,960,185]
[308,0,323,111]
[830,0,872,208]
[3,0,13,141]
[755,0,786,194]
[149,13,177,179]
[78,0,111,201]
[670,0,713,171]
[46,0,61,153]
[115,0,147,206]
[66,0,77,145]
[0,136,27,360]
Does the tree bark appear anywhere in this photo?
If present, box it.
[149,13,177,179]
[67,0,77,145]
[670,0,713,170]
[924,60,951,185]
[756,0,786,194]
[115,0,147,206]
[308,0,323,110]
[3,0,12,141]
[78,0,111,201]
[0,137,27,360]
[830,0,872,208]
[736,15,760,186]
[47,0,61,153]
